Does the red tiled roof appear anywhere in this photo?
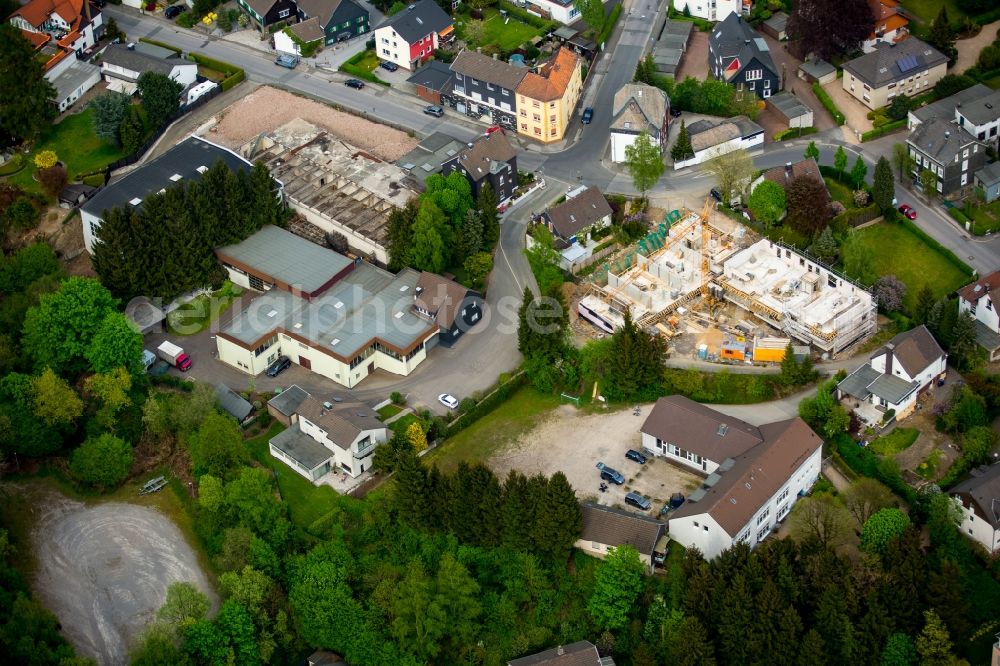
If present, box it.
[20,28,50,49]
[958,270,1000,305]
[10,0,85,28]
[517,47,579,103]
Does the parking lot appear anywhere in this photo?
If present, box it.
[489,403,704,517]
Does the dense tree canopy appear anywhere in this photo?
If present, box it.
[137,72,182,130]
[0,25,56,146]
[70,433,133,487]
[625,131,665,194]
[747,180,786,228]
[788,0,874,60]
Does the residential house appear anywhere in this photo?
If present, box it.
[395,131,466,188]
[672,0,740,22]
[862,0,909,53]
[215,384,253,422]
[958,270,1000,361]
[905,118,986,195]
[81,136,256,254]
[100,42,198,95]
[837,325,947,425]
[574,504,667,573]
[266,384,310,426]
[522,0,580,25]
[274,17,325,55]
[708,13,779,99]
[610,83,669,163]
[955,87,1000,150]
[752,158,828,201]
[215,225,478,388]
[10,0,104,110]
[412,271,483,347]
[296,0,370,46]
[268,389,388,480]
[841,38,947,110]
[236,0,297,30]
[543,186,612,245]
[515,47,583,143]
[673,116,764,169]
[441,130,518,201]
[451,50,526,131]
[975,161,1000,203]
[640,396,822,560]
[372,0,452,70]
[907,82,993,130]
[766,91,813,129]
[951,463,1000,555]
[508,641,613,666]
[406,59,455,105]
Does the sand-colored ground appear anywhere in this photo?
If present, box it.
[207,86,418,162]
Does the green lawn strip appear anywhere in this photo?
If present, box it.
[846,223,969,311]
[824,177,857,209]
[377,404,404,419]
[8,108,127,195]
[423,387,561,473]
[167,282,243,335]
[869,427,920,456]
[243,422,341,529]
[964,200,1000,235]
[984,74,1000,90]
[389,413,421,436]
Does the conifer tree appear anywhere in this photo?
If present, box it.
[670,120,694,162]
[531,472,581,561]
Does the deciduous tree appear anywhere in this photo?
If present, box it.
[804,140,820,162]
[706,148,754,205]
[892,142,914,182]
[37,165,67,199]
[405,421,427,451]
[189,412,247,479]
[70,432,132,487]
[463,251,493,289]
[920,168,937,197]
[787,0,874,60]
[850,155,868,189]
[387,200,418,271]
[86,311,144,374]
[915,610,954,666]
[409,200,449,273]
[578,0,605,34]
[90,92,133,146]
[787,493,853,548]
[625,131,665,195]
[834,146,848,176]
[843,477,894,528]
[842,230,876,284]
[588,545,645,631]
[747,180,786,228]
[873,274,906,312]
[477,182,500,251]
[0,24,57,144]
[32,368,83,427]
[785,175,832,235]
[860,508,910,555]
[524,225,563,294]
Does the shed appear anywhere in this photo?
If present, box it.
[124,296,166,334]
[216,383,253,422]
[798,59,836,84]
[58,182,98,208]
[761,12,788,40]
[267,384,310,426]
[975,161,1000,203]
[766,91,814,128]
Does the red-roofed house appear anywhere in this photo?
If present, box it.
[958,270,1000,361]
[515,47,582,143]
[862,0,909,53]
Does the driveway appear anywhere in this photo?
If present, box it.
[676,28,709,81]
[757,32,837,132]
[822,79,874,135]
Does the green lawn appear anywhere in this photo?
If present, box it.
[377,404,404,420]
[825,177,857,209]
[244,422,342,530]
[845,222,969,311]
[167,281,243,336]
[423,387,561,473]
[389,413,421,436]
[964,200,1000,235]
[457,9,546,51]
[869,427,920,456]
[900,0,966,25]
[351,48,379,73]
[984,75,1000,90]
[7,108,128,196]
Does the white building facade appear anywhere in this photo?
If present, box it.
[671,0,740,22]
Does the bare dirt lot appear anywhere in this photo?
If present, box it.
[26,490,215,666]
[207,85,418,161]
[490,403,703,516]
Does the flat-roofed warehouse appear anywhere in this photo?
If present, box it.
[244,119,417,266]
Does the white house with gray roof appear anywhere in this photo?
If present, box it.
[952,463,1000,555]
[908,83,994,130]
[215,225,476,388]
[841,38,947,110]
[267,386,387,480]
[100,42,197,95]
[673,116,764,169]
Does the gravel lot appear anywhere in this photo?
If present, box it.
[208,86,418,161]
[490,403,703,516]
[29,494,215,666]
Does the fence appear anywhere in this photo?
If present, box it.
[569,243,618,275]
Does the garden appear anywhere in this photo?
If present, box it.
[454,7,549,51]
[959,198,1000,235]
[340,49,388,84]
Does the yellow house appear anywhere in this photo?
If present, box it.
[515,47,582,143]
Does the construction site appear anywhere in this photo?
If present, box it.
[575,203,877,361]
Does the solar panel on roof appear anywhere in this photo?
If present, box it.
[897,54,920,73]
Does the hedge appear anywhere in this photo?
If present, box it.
[138,37,183,54]
[832,203,881,228]
[339,62,390,86]
[948,207,970,226]
[440,372,528,440]
[189,52,245,91]
[861,119,906,142]
[597,2,622,45]
[773,126,818,141]
[974,5,1000,25]
[898,217,975,277]
[498,1,556,30]
[812,82,845,125]
[833,434,917,504]
[666,8,714,31]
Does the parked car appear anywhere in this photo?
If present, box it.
[344,79,365,89]
[710,188,723,202]
[438,393,459,409]
[670,106,682,118]
[165,4,185,18]
[266,355,292,377]
[379,60,399,72]
[596,462,625,485]
[625,449,647,464]
[424,105,444,117]
[625,491,652,511]
[274,54,298,69]
[581,107,593,124]
[898,204,917,220]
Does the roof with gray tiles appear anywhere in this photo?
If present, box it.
[842,37,947,89]
[270,426,333,471]
[911,83,993,124]
[906,117,980,164]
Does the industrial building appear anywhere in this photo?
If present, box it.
[717,240,876,355]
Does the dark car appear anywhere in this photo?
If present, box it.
[898,204,917,220]
[424,105,444,117]
[710,188,723,202]
[670,106,682,118]
[379,61,399,72]
[165,4,185,17]
[599,465,625,485]
[344,79,365,89]
[581,107,593,124]
[625,449,647,464]
[266,356,292,377]
[625,491,652,511]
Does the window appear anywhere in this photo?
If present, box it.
[693,521,700,527]
[533,114,541,121]
[520,123,527,130]
[520,110,526,117]
[703,525,709,531]
[487,82,494,91]
[745,69,762,81]
[253,335,278,357]
[550,127,557,136]
[757,525,770,541]
[534,127,541,135]
[550,115,556,122]
[533,100,540,108]
[756,508,770,525]
[278,7,290,17]
[777,487,789,503]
